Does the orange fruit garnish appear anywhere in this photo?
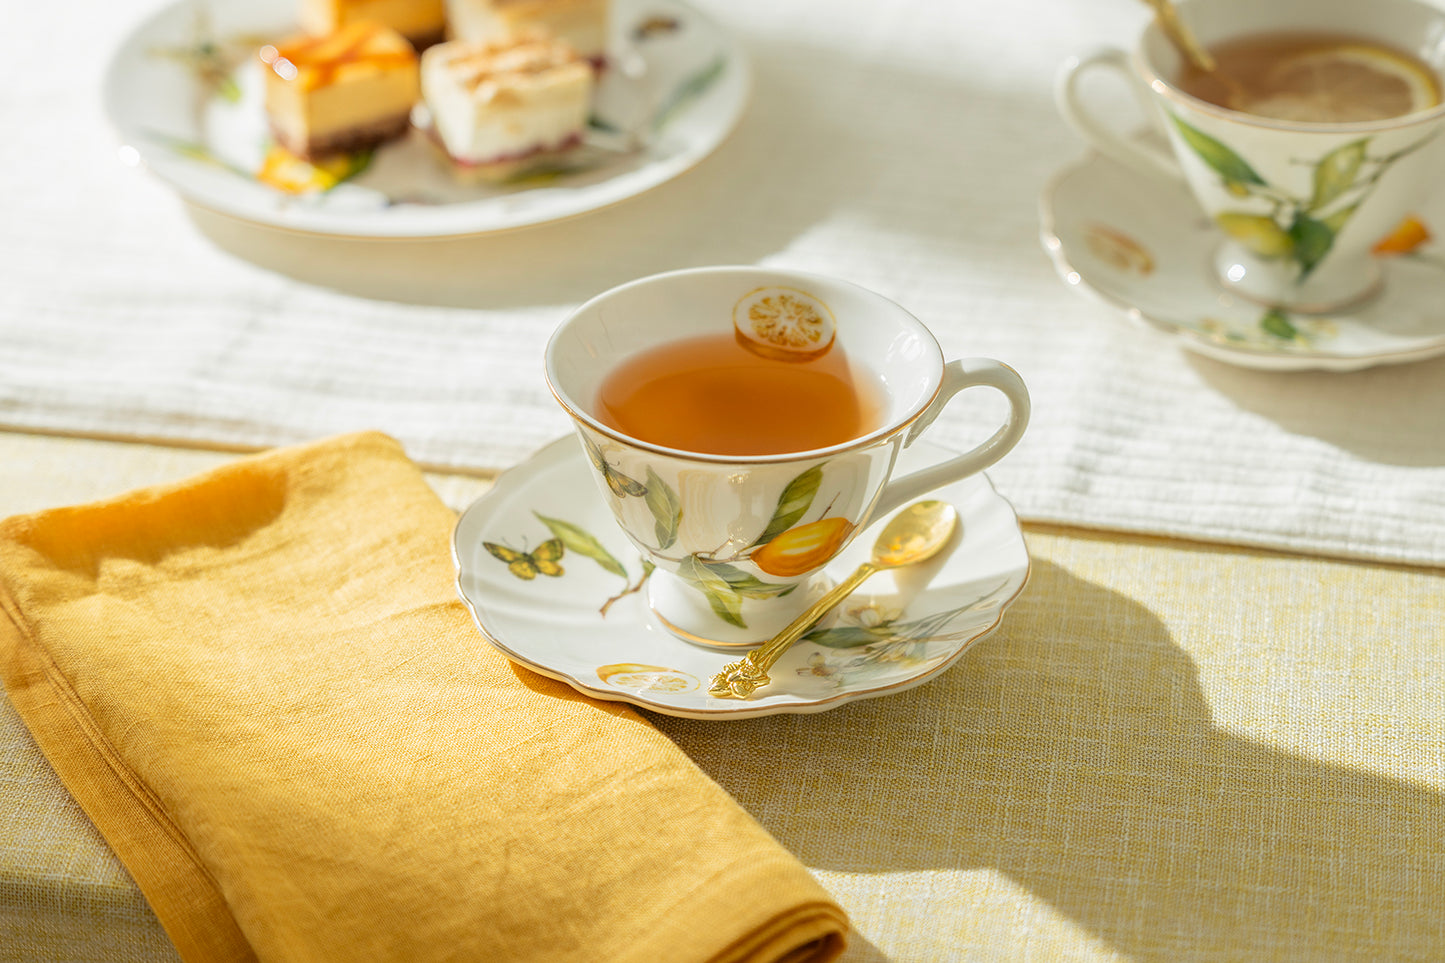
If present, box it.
[256,146,368,194]
[1373,216,1432,256]
[751,516,854,577]
[733,287,837,362]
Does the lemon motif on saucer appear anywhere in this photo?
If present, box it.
[597,664,699,693]
[1084,224,1156,276]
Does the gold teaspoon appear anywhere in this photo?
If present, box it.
[1141,0,1216,73]
[708,500,960,700]
[1139,1,1254,110]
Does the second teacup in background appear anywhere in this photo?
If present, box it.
[545,267,1030,648]
[1057,0,1445,313]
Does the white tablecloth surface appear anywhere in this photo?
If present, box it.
[4,0,1444,566]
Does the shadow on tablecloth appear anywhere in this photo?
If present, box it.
[1188,351,1445,469]
[658,556,1444,960]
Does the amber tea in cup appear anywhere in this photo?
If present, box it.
[593,331,886,456]
[1177,31,1444,123]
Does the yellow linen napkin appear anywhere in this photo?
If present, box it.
[0,432,847,963]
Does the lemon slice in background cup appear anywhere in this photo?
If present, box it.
[1244,45,1442,122]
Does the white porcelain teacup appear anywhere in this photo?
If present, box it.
[1057,0,1445,313]
[544,267,1030,648]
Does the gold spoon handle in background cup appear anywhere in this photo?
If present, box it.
[708,561,881,699]
[1141,0,1216,73]
[1057,0,1232,184]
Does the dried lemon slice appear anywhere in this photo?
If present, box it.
[1241,45,1441,123]
[732,287,837,361]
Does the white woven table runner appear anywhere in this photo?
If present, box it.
[4,0,1444,567]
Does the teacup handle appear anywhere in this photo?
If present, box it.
[1055,47,1184,182]
[871,359,1030,518]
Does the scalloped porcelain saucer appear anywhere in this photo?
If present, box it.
[1040,151,1445,371]
[453,437,1030,720]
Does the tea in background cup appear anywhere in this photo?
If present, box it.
[1056,0,1445,313]
[545,267,1030,648]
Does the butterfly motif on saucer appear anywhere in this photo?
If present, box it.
[483,539,565,579]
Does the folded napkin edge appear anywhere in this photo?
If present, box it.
[614,844,849,963]
[710,901,850,963]
[0,431,419,963]
[0,609,257,963]
[0,431,410,536]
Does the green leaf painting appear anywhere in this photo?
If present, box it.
[1287,214,1336,278]
[804,602,991,650]
[652,55,727,132]
[1309,140,1368,211]
[675,555,745,627]
[643,467,681,550]
[801,624,892,648]
[1193,307,1345,347]
[1258,309,1298,341]
[1169,115,1265,188]
[533,513,627,578]
[751,464,824,547]
[799,605,985,694]
[698,562,795,601]
[1321,203,1360,234]
[671,557,796,629]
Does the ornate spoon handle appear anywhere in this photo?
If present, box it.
[708,561,880,699]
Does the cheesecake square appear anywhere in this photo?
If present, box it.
[443,0,610,64]
[420,34,593,181]
[299,0,447,51]
[261,22,421,160]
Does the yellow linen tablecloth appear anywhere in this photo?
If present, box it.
[1,434,1442,960]
[0,433,846,963]
[663,525,1445,959]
